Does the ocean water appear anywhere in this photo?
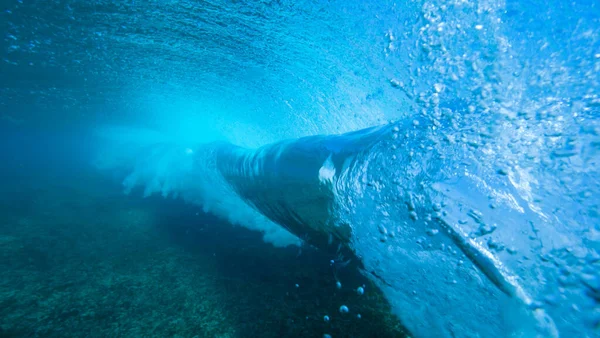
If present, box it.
[1,0,599,337]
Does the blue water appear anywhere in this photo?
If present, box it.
[1,0,599,337]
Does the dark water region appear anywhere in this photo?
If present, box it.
[0,161,407,337]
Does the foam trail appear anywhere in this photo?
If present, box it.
[94,126,301,247]
[96,121,560,337]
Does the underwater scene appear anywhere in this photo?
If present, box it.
[1,0,599,337]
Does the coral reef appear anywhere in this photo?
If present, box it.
[0,172,407,337]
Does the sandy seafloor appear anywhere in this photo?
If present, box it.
[0,169,408,338]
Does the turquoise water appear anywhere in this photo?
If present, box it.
[1,0,599,337]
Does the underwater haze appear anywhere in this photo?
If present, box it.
[1,0,599,337]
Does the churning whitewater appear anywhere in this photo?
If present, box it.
[97,117,571,337]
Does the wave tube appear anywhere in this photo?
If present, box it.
[97,116,592,337]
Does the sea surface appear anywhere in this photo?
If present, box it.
[1,0,599,337]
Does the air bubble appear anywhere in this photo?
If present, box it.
[378,224,388,235]
[497,168,508,175]
[467,209,483,224]
[406,194,416,211]
[487,238,504,252]
[426,229,439,236]
[339,305,349,314]
[474,223,497,237]
[409,211,418,221]
[390,79,402,88]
